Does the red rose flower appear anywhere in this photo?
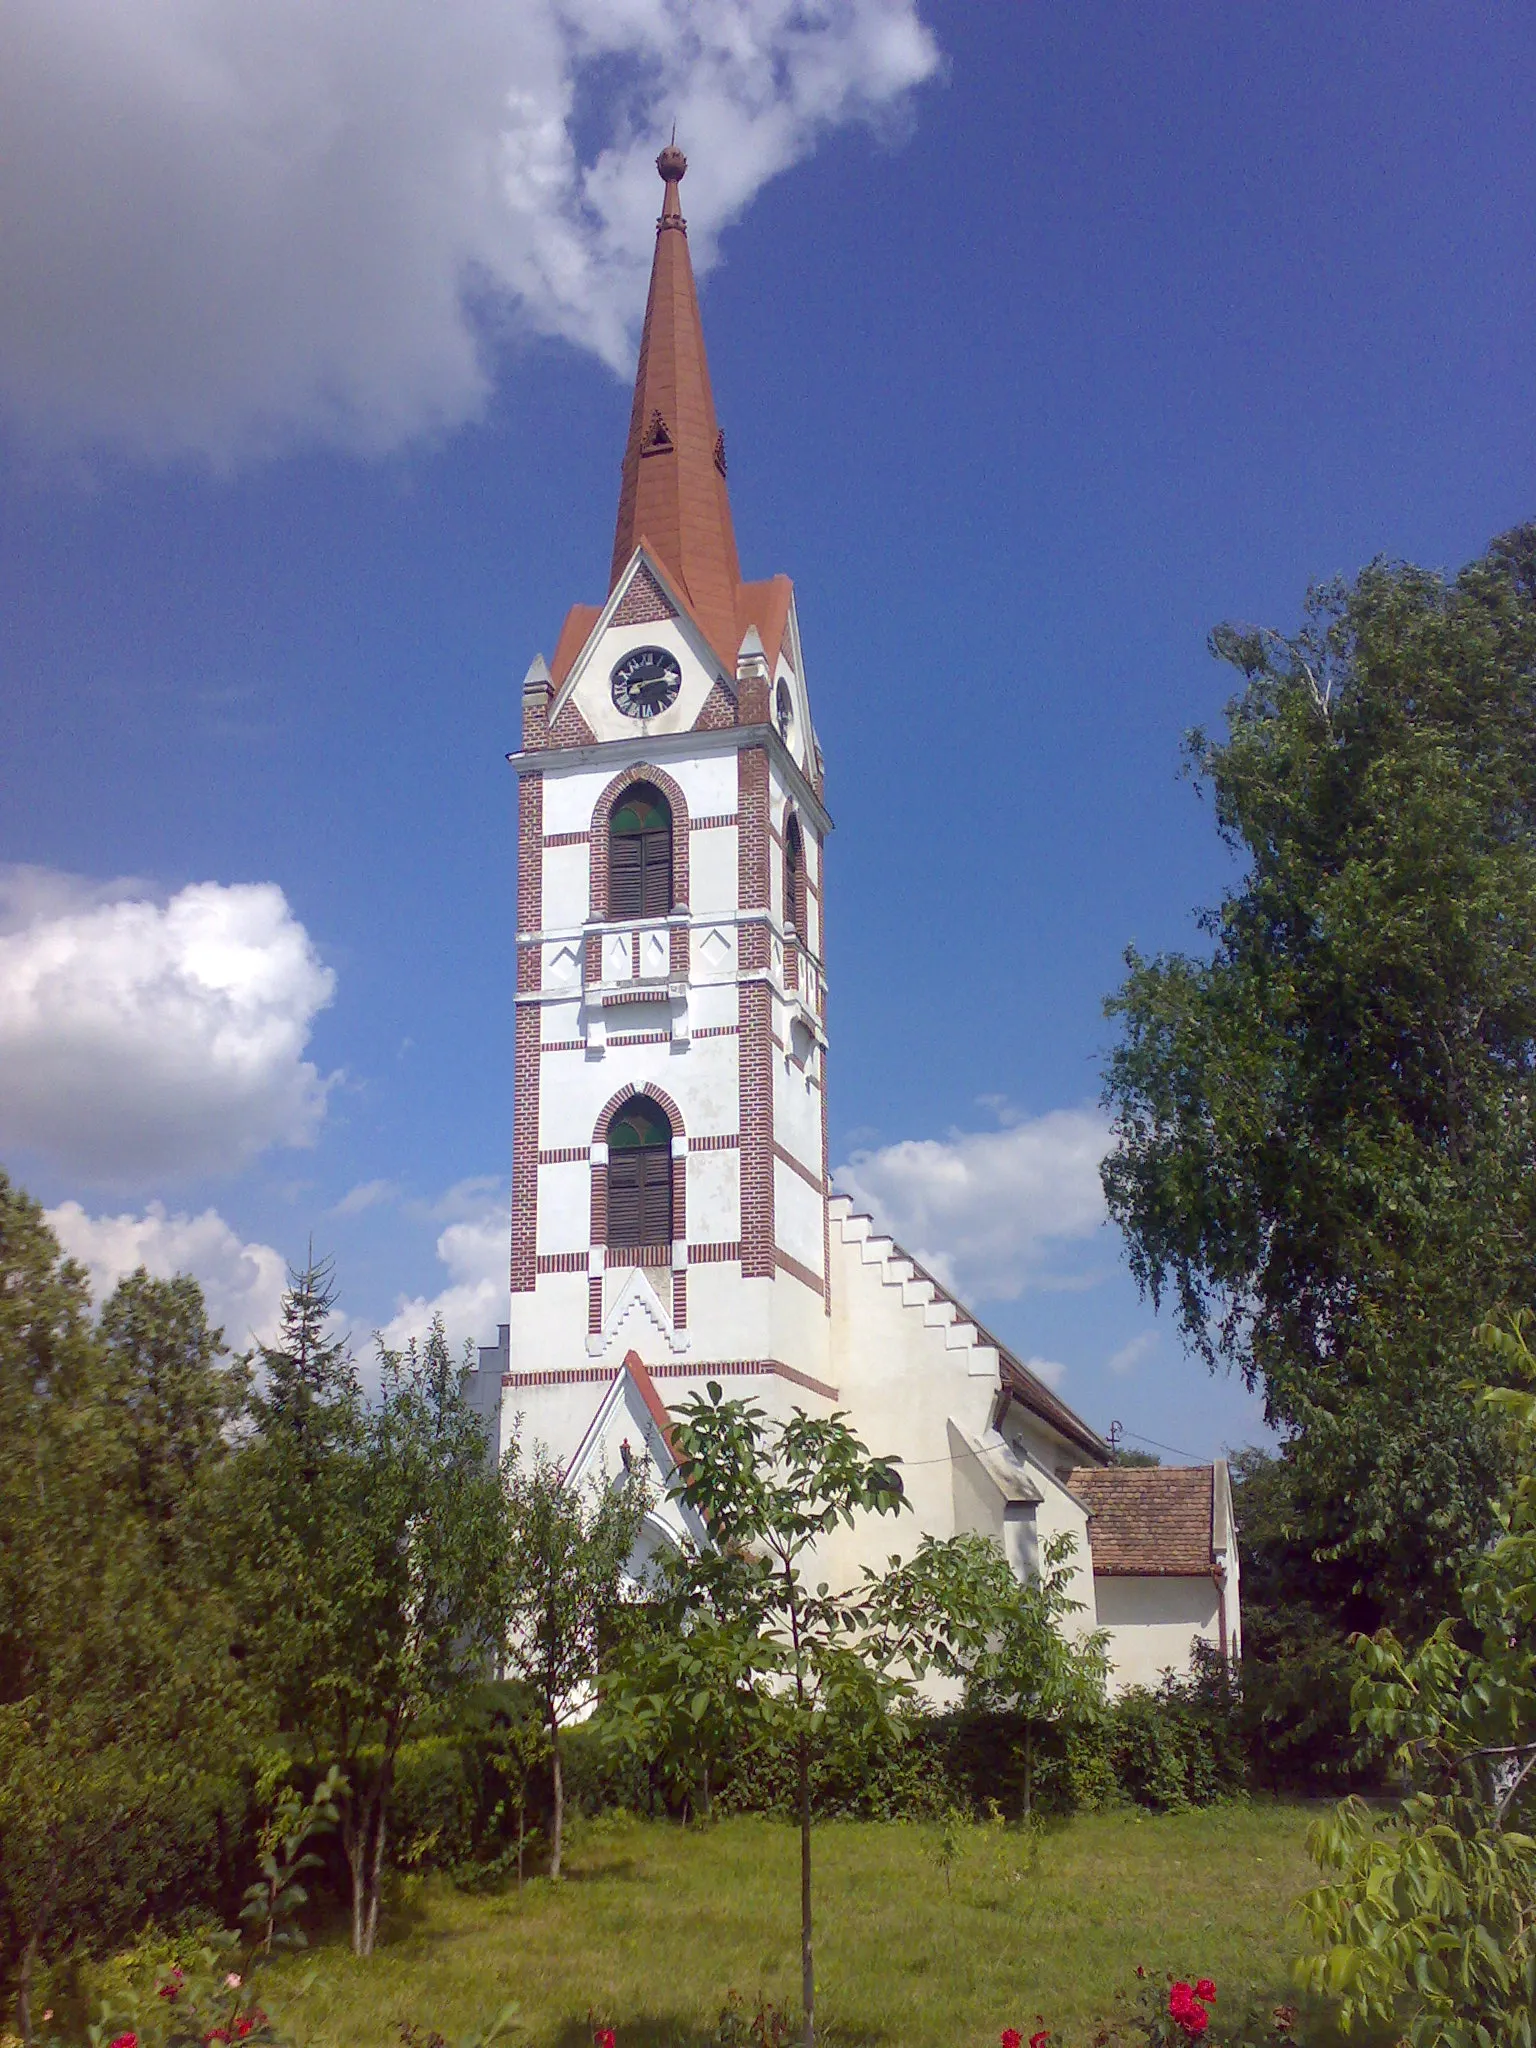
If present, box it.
[1180,2012,1209,2039]
[1001,2032,1022,2048]
[1169,1985,1195,2014]
[236,2020,255,2040]
[1194,1979,1216,2003]
[109,2035,138,2048]
[595,2031,616,2048]
[203,2030,230,2044]
[1029,2034,1050,2048]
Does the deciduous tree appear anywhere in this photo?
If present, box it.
[499,1442,648,1880]
[1103,525,1536,1617]
[238,1293,509,1955]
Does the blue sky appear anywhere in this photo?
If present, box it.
[2,1,1532,1461]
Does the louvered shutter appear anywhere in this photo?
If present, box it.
[641,828,672,917]
[606,1145,671,1246]
[607,1151,642,1243]
[610,834,642,919]
[639,1147,673,1243]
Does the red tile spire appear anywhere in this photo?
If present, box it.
[610,146,743,669]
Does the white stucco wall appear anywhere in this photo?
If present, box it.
[1094,1575,1224,1694]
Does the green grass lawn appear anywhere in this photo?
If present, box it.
[267,1803,1386,2048]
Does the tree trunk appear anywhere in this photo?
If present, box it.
[798,1731,814,2048]
[548,1714,564,1880]
[516,1792,526,1889]
[345,1801,368,1956]
[363,1791,388,1956]
[1023,1725,1034,1822]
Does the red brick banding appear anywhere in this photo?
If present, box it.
[506,1358,838,1400]
[690,812,738,831]
[687,1239,741,1261]
[592,1082,686,1147]
[610,562,677,627]
[548,696,597,748]
[775,1247,824,1295]
[510,773,544,1294]
[543,830,590,848]
[773,1140,824,1194]
[511,1005,540,1293]
[605,1243,675,1269]
[538,1146,590,1165]
[695,680,738,730]
[690,1132,739,1150]
[737,747,769,911]
[738,978,774,1278]
[536,1252,588,1273]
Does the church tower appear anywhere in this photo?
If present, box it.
[503,146,834,1420]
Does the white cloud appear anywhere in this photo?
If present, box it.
[1108,1331,1157,1377]
[377,1184,508,1360]
[1021,1354,1066,1391]
[0,867,335,1182]
[47,1198,288,1347]
[332,1178,400,1217]
[834,1106,1110,1304]
[0,0,940,463]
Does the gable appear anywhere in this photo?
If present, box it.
[545,546,739,748]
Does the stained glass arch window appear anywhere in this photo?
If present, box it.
[608,782,672,920]
[605,1095,674,1246]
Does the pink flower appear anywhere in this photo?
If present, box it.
[226,1973,243,1989]
[1001,2033,1022,2048]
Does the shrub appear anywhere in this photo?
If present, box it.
[385,1742,475,1873]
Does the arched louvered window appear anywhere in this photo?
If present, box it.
[609,784,672,920]
[783,813,806,938]
[606,1096,674,1247]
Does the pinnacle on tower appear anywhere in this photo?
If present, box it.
[610,146,743,669]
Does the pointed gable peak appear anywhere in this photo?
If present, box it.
[610,146,743,669]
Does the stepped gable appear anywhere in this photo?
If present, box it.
[829,1197,1110,1465]
[1066,1465,1217,1576]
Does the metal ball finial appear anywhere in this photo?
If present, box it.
[657,143,687,184]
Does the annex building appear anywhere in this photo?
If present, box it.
[469,147,1239,1694]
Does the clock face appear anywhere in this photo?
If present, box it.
[611,645,682,719]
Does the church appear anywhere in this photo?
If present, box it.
[469,146,1240,1695]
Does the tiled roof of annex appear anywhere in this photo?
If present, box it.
[1065,1465,1218,1578]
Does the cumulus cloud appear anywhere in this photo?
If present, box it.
[331,1178,401,1217]
[1021,1354,1066,1391]
[834,1106,1111,1304]
[377,1181,509,1359]
[47,1198,288,1347]
[0,867,335,1181]
[0,0,940,463]
[1108,1331,1157,1377]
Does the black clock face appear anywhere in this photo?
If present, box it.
[611,645,682,719]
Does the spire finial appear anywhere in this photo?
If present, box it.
[656,140,687,226]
